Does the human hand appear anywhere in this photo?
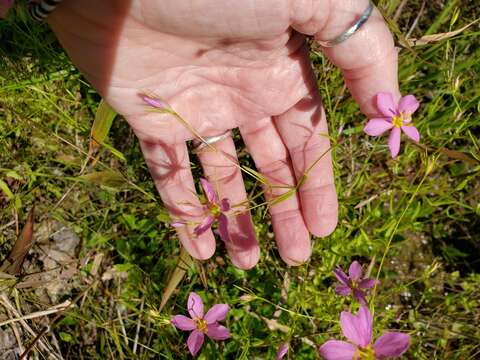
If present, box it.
[48,0,400,269]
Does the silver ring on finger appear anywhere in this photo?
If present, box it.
[192,130,231,154]
[317,1,374,48]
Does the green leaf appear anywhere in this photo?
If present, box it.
[160,248,194,311]
[59,332,74,343]
[88,100,126,162]
[77,170,126,188]
[114,263,134,272]
[121,214,137,229]
[156,209,171,224]
[0,179,14,200]
[90,99,117,146]
[99,141,126,162]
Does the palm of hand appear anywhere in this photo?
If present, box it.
[51,1,314,138]
[49,0,398,268]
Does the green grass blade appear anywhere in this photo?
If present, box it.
[90,99,117,147]
[88,99,126,162]
[0,179,14,201]
[160,247,194,311]
[77,170,126,188]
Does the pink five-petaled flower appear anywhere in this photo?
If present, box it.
[334,261,378,306]
[364,92,420,158]
[171,292,230,357]
[276,343,289,360]
[194,178,231,242]
[319,306,410,360]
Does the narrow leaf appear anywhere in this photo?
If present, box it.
[87,99,126,164]
[439,147,479,166]
[99,142,126,162]
[90,99,117,150]
[0,179,14,200]
[1,206,35,275]
[240,166,269,185]
[160,247,194,311]
[404,19,479,47]
[77,170,126,188]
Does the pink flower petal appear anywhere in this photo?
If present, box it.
[171,221,185,228]
[217,213,231,243]
[364,118,394,136]
[194,215,215,236]
[200,178,218,204]
[188,292,204,319]
[275,343,289,360]
[359,278,379,289]
[220,198,231,212]
[373,332,410,359]
[142,95,169,110]
[318,340,357,360]
[353,289,367,306]
[348,261,363,281]
[401,125,420,142]
[388,127,401,158]
[376,92,397,117]
[333,268,350,286]
[335,284,352,296]
[206,324,230,340]
[171,315,196,331]
[204,304,229,324]
[187,330,205,356]
[340,306,372,348]
[398,95,419,114]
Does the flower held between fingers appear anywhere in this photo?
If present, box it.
[193,178,231,242]
[364,92,420,158]
[171,292,230,356]
[169,179,231,242]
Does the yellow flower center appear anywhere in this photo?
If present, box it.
[354,345,376,360]
[209,203,221,217]
[392,115,403,128]
[196,319,207,332]
[392,112,412,128]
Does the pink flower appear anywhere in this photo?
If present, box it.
[194,178,231,242]
[276,343,289,359]
[171,292,230,357]
[364,92,420,158]
[319,306,410,360]
[334,261,378,305]
[171,179,231,241]
[0,0,14,18]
